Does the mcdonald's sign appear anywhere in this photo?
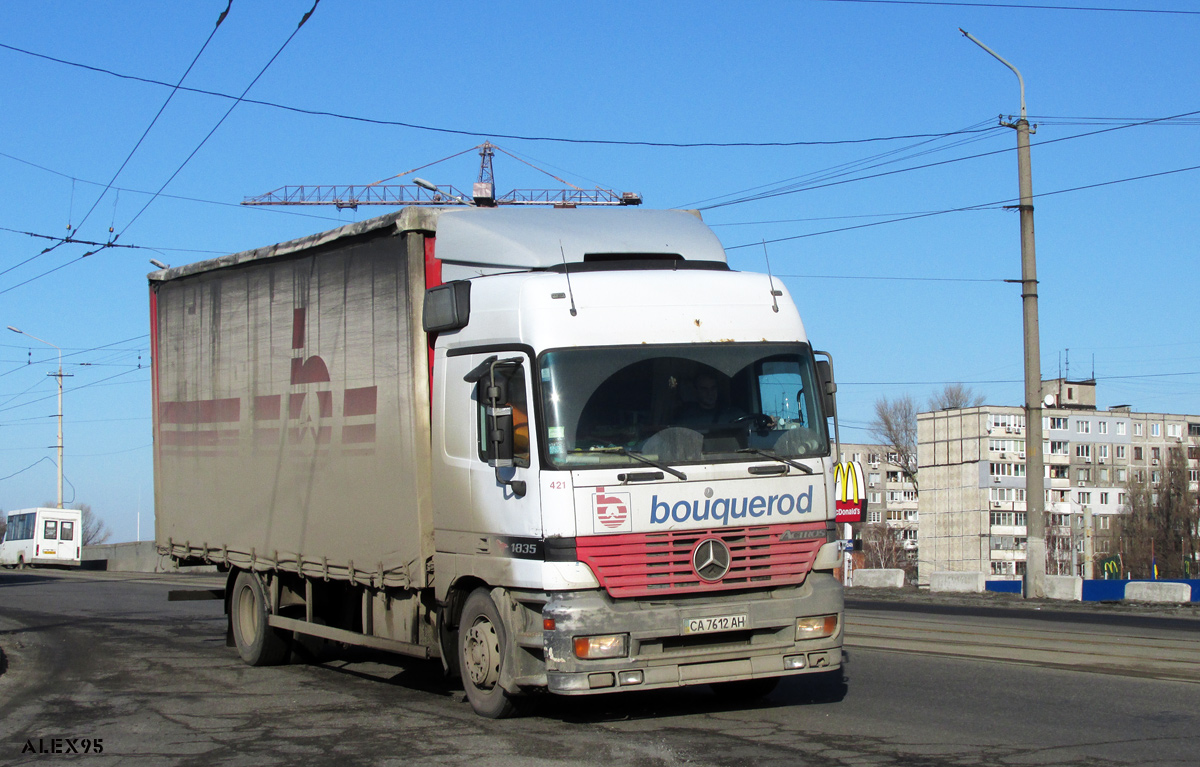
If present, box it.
[1099,555,1122,580]
[833,460,867,524]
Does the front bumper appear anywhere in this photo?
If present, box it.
[541,572,843,695]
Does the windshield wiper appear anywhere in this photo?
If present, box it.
[737,447,813,474]
[589,446,688,481]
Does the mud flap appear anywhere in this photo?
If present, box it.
[491,587,547,693]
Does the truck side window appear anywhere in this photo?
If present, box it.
[60,521,74,541]
[44,520,58,540]
[476,364,530,468]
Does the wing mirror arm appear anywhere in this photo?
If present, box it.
[814,351,840,459]
[476,357,527,499]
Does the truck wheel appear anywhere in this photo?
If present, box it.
[230,571,290,666]
[710,676,779,700]
[457,588,527,719]
[16,555,26,570]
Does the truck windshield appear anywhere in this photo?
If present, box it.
[538,343,828,468]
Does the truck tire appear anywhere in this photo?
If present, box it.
[16,555,25,571]
[457,588,527,719]
[230,571,290,666]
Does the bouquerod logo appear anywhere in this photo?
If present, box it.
[593,487,632,533]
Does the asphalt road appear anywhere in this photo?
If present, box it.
[1,570,1198,767]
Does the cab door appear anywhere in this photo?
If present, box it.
[38,517,60,560]
[468,353,540,539]
[56,518,79,562]
[436,350,541,542]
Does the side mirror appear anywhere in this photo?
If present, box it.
[815,359,837,418]
[423,281,471,333]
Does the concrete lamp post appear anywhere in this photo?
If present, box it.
[959,29,1047,599]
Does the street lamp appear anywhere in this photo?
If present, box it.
[960,29,1047,599]
[7,326,66,509]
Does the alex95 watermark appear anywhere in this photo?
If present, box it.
[21,738,104,755]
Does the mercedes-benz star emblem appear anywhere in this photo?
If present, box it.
[692,538,731,582]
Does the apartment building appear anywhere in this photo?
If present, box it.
[838,442,919,557]
[915,379,1200,586]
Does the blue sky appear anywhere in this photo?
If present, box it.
[1,1,1197,540]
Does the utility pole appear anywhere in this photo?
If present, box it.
[960,29,1046,599]
[7,326,68,508]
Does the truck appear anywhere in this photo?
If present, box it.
[151,205,861,717]
[1,507,83,568]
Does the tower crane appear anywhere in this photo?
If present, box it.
[242,142,642,210]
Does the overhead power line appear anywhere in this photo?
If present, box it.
[117,0,320,237]
[724,162,1200,249]
[710,209,1004,226]
[0,149,347,223]
[681,120,1006,208]
[0,225,224,256]
[810,0,1200,15]
[0,4,321,297]
[5,36,1198,147]
[840,370,1200,386]
[72,0,232,239]
[0,456,55,483]
[702,108,1200,210]
[1,334,149,379]
[0,368,146,415]
[0,41,1027,148]
[773,273,1007,284]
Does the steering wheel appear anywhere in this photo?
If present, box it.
[733,413,776,435]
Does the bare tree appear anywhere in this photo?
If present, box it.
[861,523,914,578]
[1117,450,1198,579]
[869,394,919,490]
[928,383,986,411]
[78,503,112,546]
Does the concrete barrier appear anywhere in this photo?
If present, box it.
[852,569,906,589]
[930,571,985,593]
[1045,575,1082,601]
[82,541,217,573]
[1125,581,1192,603]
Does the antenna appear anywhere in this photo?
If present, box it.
[1065,348,1070,381]
[761,240,780,314]
[559,241,577,316]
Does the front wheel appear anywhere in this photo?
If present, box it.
[457,588,528,719]
[230,571,291,666]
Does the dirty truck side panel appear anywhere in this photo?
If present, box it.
[152,229,434,587]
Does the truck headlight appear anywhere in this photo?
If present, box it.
[796,615,838,641]
[574,634,629,659]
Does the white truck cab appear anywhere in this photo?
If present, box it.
[426,210,847,710]
[1,507,83,568]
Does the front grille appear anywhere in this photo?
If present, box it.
[576,522,827,598]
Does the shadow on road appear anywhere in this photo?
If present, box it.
[282,639,848,721]
[0,573,59,589]
[537,669,848,724]
[293,643,458,697]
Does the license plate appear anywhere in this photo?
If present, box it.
[684,614,747,634]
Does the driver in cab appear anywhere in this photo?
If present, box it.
[675,372,745,430]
